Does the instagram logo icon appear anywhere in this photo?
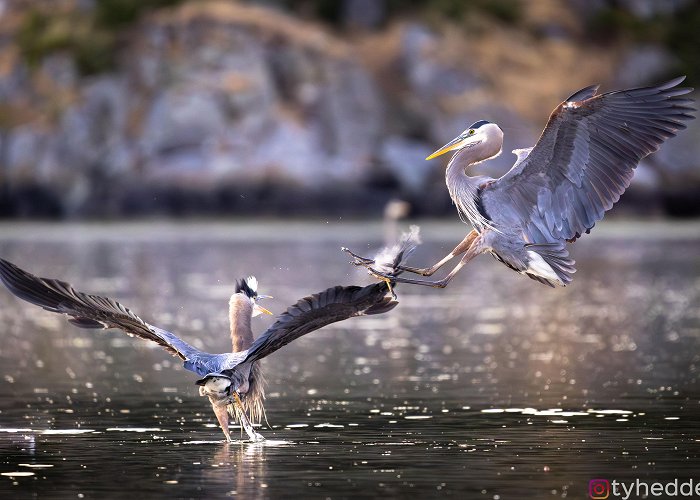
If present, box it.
[589,479,610,499]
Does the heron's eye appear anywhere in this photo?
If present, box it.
[468,129,475,135]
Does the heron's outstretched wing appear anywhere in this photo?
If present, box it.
[482,77,695,243]
[0,258,203,361]
[241,282,397,364]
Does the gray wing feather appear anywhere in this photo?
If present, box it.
[483,77,695,243]
[241,282,397,364]
[511,147,533,168]
[194,283,398,380]
[0,258,203,361]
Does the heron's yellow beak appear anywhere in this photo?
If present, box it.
[426,136,466,160]
[254,303,273,316]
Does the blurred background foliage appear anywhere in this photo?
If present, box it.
[18,0,186,75]
[17,0,699,81]
[0,0,698,219]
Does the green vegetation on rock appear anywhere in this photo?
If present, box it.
[18,0,185,76]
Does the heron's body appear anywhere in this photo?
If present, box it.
[350,77,695,288]
[443,136,576,287]
[198,292,267,428]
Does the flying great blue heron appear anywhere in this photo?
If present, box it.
[347,77,695,288]
[0,258,400,442]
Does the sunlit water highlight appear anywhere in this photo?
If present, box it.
[0,220,699,498]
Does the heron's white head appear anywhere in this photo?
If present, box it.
[426,120,503,163]
[233,276,273,317]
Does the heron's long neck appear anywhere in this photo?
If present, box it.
[446,151,491,232]
[229,295,254,352]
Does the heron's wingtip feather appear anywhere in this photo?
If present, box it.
[364,297,399,315]
[565,84,600,102]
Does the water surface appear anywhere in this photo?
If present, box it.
[0,220,699,498]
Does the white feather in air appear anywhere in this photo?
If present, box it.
[372,225,422,274]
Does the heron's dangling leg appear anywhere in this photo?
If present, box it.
[395,230,479,276]
[232,392,265,442]
[343,230,479,278]
[365,243,481,288]
[210,400,232,442]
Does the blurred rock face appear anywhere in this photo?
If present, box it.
[0,1,697,218]
[1,3,385,215]
[133,10,384,186]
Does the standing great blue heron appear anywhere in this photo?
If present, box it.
[348,77,695,288]
[0,258,400,442]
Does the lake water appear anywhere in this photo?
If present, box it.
[0,220,699,499]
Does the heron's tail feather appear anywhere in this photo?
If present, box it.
[523,242,576,287]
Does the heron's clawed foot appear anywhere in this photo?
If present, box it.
[357,266,396,298]
[248,430,265,442]
[232,391,266,442]
[342,247,375,268]
[342,247,398,298]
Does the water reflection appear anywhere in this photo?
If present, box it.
[0,221,699,497]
